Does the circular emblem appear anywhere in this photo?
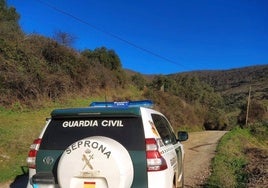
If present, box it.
[43,156,54,165]
[57,136,134,188]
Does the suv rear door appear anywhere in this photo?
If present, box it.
[36,114,148,187]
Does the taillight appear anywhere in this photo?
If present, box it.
[146,138,167,171]
[27,138,41,169]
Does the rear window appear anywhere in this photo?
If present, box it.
[40,116,145,150]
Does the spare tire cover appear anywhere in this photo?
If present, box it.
[57,136,134,188]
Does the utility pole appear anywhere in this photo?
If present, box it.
[245,86,251,127]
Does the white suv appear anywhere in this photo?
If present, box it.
[27,100,188,188]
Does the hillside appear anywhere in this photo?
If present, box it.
[176,65,268,105]
[1,1,267,130]
[173,65,268,124]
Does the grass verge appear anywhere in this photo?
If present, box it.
[206,123,268,187]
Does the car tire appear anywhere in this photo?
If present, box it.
[57,136,134,188]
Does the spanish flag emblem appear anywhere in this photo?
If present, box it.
[84,182,95,188]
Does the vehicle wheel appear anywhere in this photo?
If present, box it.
[57,136,134,188]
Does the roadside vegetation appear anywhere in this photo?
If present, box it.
[0,0,267,185]
[206,122,268,187]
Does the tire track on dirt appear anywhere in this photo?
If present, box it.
[183,131,227,188]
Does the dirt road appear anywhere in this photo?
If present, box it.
[183,131,227,187]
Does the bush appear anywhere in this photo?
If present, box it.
[238,100,266,126]
[204,109,228,130]
[249,122,268,141]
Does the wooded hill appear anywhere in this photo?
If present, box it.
[143,64,268,129]
[175,65,268,108]
[1,1,267,131]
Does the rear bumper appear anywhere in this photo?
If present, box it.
[148,170,173,188]
[27,171,59,188]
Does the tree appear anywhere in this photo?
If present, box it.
[204,108,228,130]
[131,73,146,90]
[81,47,122,70]
[150,75,175,92]
[53,30,76,47]
[0,0,22,40]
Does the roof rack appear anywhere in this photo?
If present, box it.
[89,100,153,108]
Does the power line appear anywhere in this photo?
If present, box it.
[36,0,187,68]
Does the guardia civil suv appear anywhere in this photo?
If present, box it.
[27,100,188,188]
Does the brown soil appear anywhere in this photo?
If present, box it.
[183,131,227,188]
[245,147,268,188]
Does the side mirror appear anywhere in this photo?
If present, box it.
[177,131,188,142]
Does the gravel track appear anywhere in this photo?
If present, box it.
[183,131,227,187]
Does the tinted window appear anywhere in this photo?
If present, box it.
[151,114,176,145]
[40,116,145,150]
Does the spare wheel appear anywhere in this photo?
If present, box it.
[57,136,134,188]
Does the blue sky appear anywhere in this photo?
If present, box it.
[7,0,268,74]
